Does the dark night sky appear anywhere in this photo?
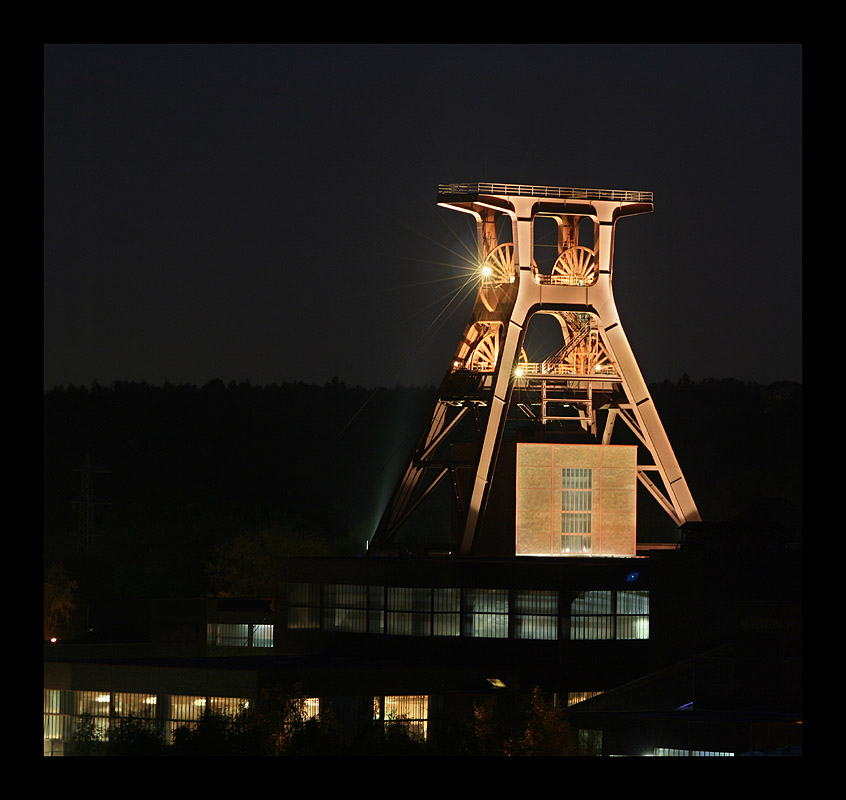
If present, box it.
[44,44,802,391]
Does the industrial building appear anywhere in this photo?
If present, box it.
[44,184,801,756]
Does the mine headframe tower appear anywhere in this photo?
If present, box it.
[369,183,700,555]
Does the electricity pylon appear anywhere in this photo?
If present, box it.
[369,183,699,555]
[72,453,109,550]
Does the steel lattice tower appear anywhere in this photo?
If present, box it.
[369,183,699,555]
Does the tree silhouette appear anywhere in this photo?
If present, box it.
[474,685,579,756]
[206,524,337,597]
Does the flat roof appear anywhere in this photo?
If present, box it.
[277,555,648,590]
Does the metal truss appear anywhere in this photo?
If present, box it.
[369,184,699,554]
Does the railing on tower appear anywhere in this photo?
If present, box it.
[438,183,654,203]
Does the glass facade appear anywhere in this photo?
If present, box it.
[283,582,648,642]
[114,692,158,718]
[44,689,428,754]
[388,587,433,636]
[43,689,250,755]
[314,584,387,634]
[513,590,558,640]
[463,588,509,638]
[324,583,369,633]
[570,590,649,640]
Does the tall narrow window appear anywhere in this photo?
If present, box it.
[432,588,460,636]
[368,585,385,634]
[44,689,73,752]
[251,624,274,648]
[562,468,592,553]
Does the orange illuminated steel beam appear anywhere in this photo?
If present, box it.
[369,183,700,555]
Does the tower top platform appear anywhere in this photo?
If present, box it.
[437,182,653,204]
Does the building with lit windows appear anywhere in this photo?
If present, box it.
[274,555,650,681]
[44,531,800,756]
[43,184,800,755]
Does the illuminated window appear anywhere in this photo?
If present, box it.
[567,691,604,706]
[463,588,508,638]
[570,590,613,639]
[44,689,74,753]
[292,697,320,723]
[570,591,649,640]
[377,695,429,740]
[70,690,112,740]
[282,581,647,643]
[74,690,111,715]
[562,468,592,553]
[654,748,734,757]
[44,688,63,717]
[387,587,432,636]
[169,695,206,731]
[433,588,460,636]
[114,692,157,718]
[207,623,249,647]
[513,589,558,640]
[208,696,249,718]
[207,623,273,648]
[616,590,649,640]
[252,624,273,648]
[167,694,248,740]
[45,690,253,751]
[45,690,114,754]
